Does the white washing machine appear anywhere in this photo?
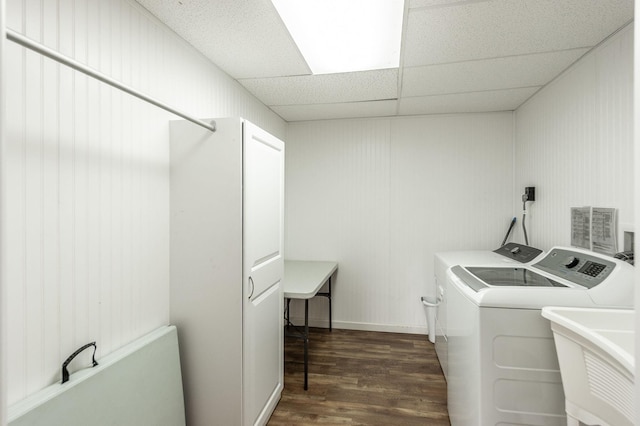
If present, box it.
[437,245,634,426]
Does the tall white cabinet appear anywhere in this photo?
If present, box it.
[170,118,284,426]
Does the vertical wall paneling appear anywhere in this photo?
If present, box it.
[633,5,640,424]
[0,0,6,421]
[44,0,62,390]
[514,24,634,250]
[285,119,390,329]
[5,15,26,405]
[389,114,514,326]
[4,0,286,406]
[285,113,514,332]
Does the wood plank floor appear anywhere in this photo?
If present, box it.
[268,328,450,425]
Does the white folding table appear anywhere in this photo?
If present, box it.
[283,260,338,390]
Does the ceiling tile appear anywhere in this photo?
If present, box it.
[403,0,633,67]
[398,87,540,115]
[240,69,398,106]
[272,100,398,122]
[402,49,588,97]
[136,0,311,79]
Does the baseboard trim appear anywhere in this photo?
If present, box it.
[286,317,429,336]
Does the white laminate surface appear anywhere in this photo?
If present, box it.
[283,260,338,299]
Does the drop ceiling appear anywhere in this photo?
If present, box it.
[135,0,633,122]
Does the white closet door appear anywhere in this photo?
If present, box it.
[242,121,284,426]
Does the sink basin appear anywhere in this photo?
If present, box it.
[541,306,635,426]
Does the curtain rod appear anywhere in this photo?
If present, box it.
[5,28,216,133]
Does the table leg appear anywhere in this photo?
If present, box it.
[304,298,309,391]
[285,298,291,327]
[316,277,333,332]
[328,277,332,332]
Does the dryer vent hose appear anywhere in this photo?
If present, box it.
[501,217,517,247]
[522,195,529,246]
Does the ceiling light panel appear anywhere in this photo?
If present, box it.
[271,0,405,74]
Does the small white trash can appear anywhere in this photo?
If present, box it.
[421,296,439,343]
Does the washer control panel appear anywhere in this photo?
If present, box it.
[533,248,616,288]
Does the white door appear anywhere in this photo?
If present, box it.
[242,121,284,426]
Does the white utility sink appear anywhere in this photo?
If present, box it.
[541,306,635,426]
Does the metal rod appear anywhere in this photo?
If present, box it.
[5,28,216,133]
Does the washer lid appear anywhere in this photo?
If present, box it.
[453,266,567,292]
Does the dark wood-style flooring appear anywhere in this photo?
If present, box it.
[268,328,450,425]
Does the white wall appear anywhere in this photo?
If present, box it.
[0,0,6,422]
[634,4,639,424]
[514,24,634,250]
[285,113,514,333]
[3,0,285,406]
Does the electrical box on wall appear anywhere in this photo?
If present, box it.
[524,187,535,202]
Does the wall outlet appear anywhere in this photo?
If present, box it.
[524,186,535,202]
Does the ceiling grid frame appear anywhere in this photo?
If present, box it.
[136,0,634,122]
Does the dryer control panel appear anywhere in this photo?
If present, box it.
[493,243,543,263]
[533,248,616,289]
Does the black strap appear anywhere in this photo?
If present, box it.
[61,342,99,384]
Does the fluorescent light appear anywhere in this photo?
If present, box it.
[271,0,404,75]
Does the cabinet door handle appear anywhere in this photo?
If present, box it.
[248,276,255,299]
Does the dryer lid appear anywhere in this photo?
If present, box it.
[466,267,566,288]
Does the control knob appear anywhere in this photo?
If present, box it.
[563,256,580,269]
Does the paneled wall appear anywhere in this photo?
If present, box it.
[285,113,514,332]
[634,8,640,425]
[1,0,6,422]
[4,0,284,405]
[514,24,634,250]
